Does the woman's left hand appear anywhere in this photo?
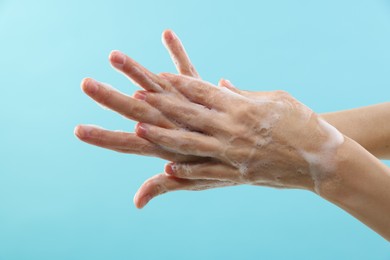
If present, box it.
[132,73,345,208]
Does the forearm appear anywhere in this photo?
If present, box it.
[319,136,390,241]
[320,102,390,159]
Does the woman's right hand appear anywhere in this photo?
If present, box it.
[75,30,203,163]
[75,30,243,206]
[74,29,263,161]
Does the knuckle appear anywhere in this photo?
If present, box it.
[91,129,104,144]
[143,92,157,105]
[178,143,192,154]
[232,103,259,125]
[98,86,113,104]
[130,102,146,119]
[120,133,134,147]
[153,183,163,195]
[273,90,291,99]
[151,181,167,196]
[122,61,132,74]
[231,125,247,138]
[138,143,159,156]
[189,81,207,97]
[155,131,174,145]
[178,136,196,153]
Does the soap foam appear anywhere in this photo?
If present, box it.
[175,163,192,176]
[299,118,344,194]
[219,98,282,179]
[216,92,344,192]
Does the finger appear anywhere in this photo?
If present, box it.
[136,123,222,158]
[134,90,227,134]
[218,78,241,94]
[165,161,241,182]
[81,78,175,128]
[165,161,292,190]
[219,79,272,100]
[109,50,165,92]
[162,29,200,78]
[74,125,199,162]
[160,73,242,111]
[134,173,234,208]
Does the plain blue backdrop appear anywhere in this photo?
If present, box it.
[1,0,390,259]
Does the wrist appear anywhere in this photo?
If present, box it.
[316,136,359,200]
[317,136,390,240]
[317,135,389,203]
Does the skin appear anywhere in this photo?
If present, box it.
[74,30,390,240]
[134,74,390,240]
[133,72,345,191]
[321,103,390,160]
[206,80,390,161]
[210,80,390,160]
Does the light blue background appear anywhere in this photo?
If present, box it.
[1,0,389,259]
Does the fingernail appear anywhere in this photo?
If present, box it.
[75,125,94,138]
[165,163,175,174]
[84,78,98,94]
[164,30,174,42]
[134,91,146,101]
[141,194,153,208]
[110,50,125,68]
[136,123,149,136]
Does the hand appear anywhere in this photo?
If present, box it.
[74,30,239,208]
[75,30,198,162]
[75,29,254,162]
[132,73,346,207]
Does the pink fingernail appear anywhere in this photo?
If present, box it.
[165,163,175,174]
[110,50,125,68]
[134,91,146,101]
[164,30,174,42]
[136,123,148,136]
[84,78,98,94]
[75,125,94,138]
